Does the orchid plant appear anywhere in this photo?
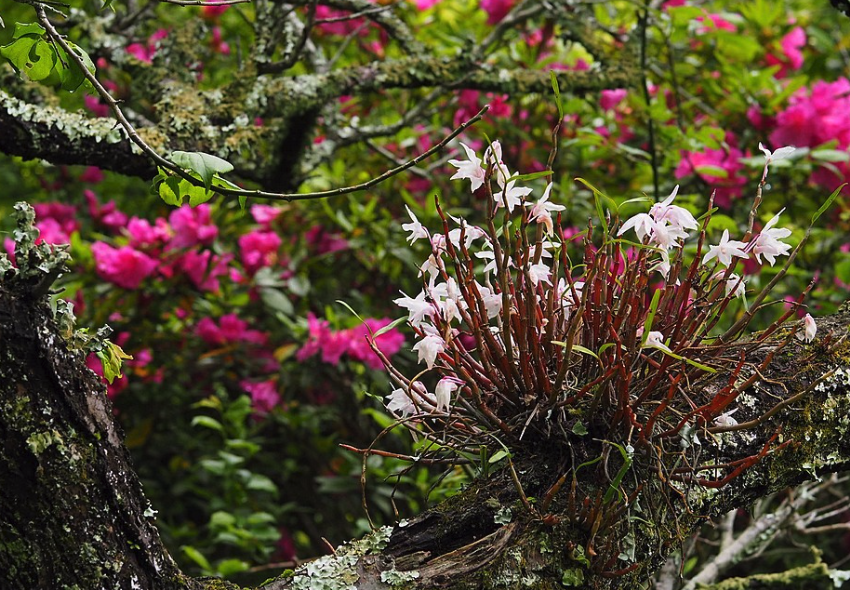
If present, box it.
[364,136,830,574]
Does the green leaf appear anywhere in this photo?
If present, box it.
[181,546,212,572]
[170,151,233,189]
[372,316,406,338]
[159,176,182,206]
[96,341,132,383]
[181,178,212,207]
[488,449,509,464]
[812,184,846,224]
[12,22,46,39]
[550,70,564,119]
[217,559,249,577]
[571,420,588,436]
[246,474,278,494]
[190,415,224,432]
[562,568,584,586]
[641,289,662,343]
[1,36,38,73]
[694,165,728,179]
[260,287,294,316]
[569,344,599,360]
[811,149,850,163]
[25,40,55,81]
[62,42,96,91]
[575,178,611,235]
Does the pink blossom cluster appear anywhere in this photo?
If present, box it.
[768,78,850,190]
[297,313,405,370]
[674,133,747,208]
[196,313,269,347]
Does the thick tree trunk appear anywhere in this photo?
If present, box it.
[1,215,849,589]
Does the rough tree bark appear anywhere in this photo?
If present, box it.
[1,205,849,589]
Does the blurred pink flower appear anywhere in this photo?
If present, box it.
[127,217,171,249]
[178,249,232,292]
[416,0,442,9]
[168,204,218,249]
[251,204,282,227]
[196,314,268,346]
[766,26,806,76]
[241,379,281,414]
[696,14,737,34]
[201,4,229,19]
[79,166,105,184]
[126,29,168,64]
[91,242,159,289]
[600,89,627,110]
[674,136,746,208]
[347,318,405,370]
[481,0,514,24]
[85,190,129,233]
[304,226,348,255]
[239,229,282,274]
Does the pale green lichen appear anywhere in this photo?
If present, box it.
[284,527,393,590]
[380,569,420,586]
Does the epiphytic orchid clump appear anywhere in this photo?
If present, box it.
[366,137,829,574]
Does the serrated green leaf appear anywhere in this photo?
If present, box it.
[170,151,233,189]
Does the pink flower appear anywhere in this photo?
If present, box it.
[297,313,331,362]
[178,249,232,292]
[481,0,514,24]
[600,89,627,110]
[210,27,230,55]
[201,4,229,19]
[241,379,281,414]
[674,136,746,208]
[167,204,218,250]
[79,167,105,184]
[304,226,348,255]
[127,217,171,249]
[196,314,268,347]
[766,26,806,76]
[696,14,737,34]
[85,190,129,232]
[35,218,71,245]
[84,95,110,118]
[347,318,405,370]
[34,202,79,235]
[416,0,442,9]
[251,204,282,227]
[91,242,158,289]
[126,29,168,64]
[238,230,281,275]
